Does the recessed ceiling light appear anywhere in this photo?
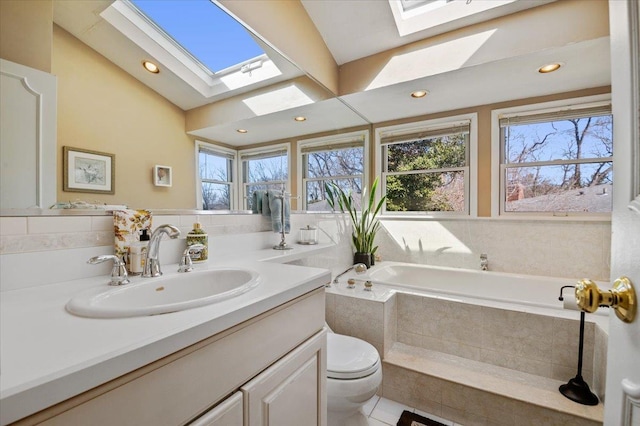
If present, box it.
[538,63,562,73]
[411,90,428,98]
[142,60,160,74]
[236,129,248,134]
[294,116,307,122]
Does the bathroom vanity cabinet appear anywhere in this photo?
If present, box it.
[12,288,326,426]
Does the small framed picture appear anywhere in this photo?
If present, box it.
[63,146,115,194]
[154,165,172,187]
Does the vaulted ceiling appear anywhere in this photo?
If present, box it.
[53,0,611,146]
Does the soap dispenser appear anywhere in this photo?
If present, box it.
[186,222,208,262]
[128,228,150,275]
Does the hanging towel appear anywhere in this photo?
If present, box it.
[113,209,152,261]
[267,190,290,233]
[252,190,265,214]
[261,190,271,217]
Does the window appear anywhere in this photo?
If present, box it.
[495,99,613,216]
[377,115,476,215]
[240,145,289,210]
[298,132,367,211]
[196,142,236,210]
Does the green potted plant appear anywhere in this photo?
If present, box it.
[325,177,386,268]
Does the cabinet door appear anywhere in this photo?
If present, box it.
[189,392,243,426]
[0,59,57,209]
[242,329,327,426]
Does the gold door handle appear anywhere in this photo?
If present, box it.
[575,277,636,323]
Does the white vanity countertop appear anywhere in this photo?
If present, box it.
[0,244,333,425]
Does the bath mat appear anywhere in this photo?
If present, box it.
[396,410,447,426]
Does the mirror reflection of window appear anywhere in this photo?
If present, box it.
[300,133,366,211]
[197,142,236,210]
[240,146,289,211]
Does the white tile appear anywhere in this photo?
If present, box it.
[154,215,181,227]
[367,418,393,426]
[28,216,91,234]
[370,397,413,425]
[0,217,27,236]
[363,395,380,416]
[414,408,454,426]
[91,216,113,231]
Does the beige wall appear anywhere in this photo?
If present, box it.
[0,0,52,73]
[53,26,196,209]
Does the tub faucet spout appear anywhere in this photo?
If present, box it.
[333,263,368,284]
[143,224,180,277]
[480,253,488,271]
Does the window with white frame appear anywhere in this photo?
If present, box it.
[197,142,236,210]
[240,145,289,210]
[299,132,366,211]
[496,101,613,215]
[378,117,474,214]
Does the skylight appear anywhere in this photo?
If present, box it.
[389,0,520,37]
[131,0,265,73]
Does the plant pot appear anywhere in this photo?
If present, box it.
[353,252,372,268]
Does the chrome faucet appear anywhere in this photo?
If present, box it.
[143,224,181,277]
[88,254,130,286]
[480,253,488,271]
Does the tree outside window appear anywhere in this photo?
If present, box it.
[304,146,364,211]
[199,148,233,210]
[500,107,613,214]
[242,151,288,210]
[381,123,470,214]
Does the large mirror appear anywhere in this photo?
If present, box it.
[0,0,368,215]
[1,0,611,217]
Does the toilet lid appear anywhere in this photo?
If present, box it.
[326,333,380,380]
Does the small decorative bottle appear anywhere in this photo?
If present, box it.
[186,222,208,262]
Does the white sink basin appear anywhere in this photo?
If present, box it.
[66,267,260,318]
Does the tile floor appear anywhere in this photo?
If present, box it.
[363,396,461,426]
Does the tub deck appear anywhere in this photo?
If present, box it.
[326,261,608,425]
[384,343,603,425]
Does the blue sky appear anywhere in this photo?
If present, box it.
[131,0,264,72]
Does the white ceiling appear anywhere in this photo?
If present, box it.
[300,0,555,65]
[53,0,611,146]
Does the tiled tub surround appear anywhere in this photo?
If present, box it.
[1,214,611,285]
[326,266,608,426]
[377,218,611,281]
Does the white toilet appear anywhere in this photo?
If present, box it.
[326,329,383,426]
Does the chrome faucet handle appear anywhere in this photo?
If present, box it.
[88,255,130,286]
[178,244,205,273]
